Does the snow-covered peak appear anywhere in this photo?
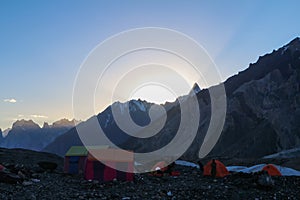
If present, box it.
[112,100,148,114]
[130,100,146,112]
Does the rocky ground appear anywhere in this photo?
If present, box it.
[1,148,300,200]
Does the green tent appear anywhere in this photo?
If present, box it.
[65,146,88,157]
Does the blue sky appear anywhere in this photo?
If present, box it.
[0,0,300,129]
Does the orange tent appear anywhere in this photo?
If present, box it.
[262,164,282,176]
[203,160,229,177]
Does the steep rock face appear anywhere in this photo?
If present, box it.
[0,129,3,143]
[207,38,300,158]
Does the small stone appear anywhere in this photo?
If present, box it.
[22,181,33,186]
[31,178,40,183]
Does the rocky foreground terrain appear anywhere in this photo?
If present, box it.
[1,148,300,200]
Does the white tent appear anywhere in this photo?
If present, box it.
[227,164,300,176]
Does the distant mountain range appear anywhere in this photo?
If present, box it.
[43,37,300,160]
[0,119,77,151]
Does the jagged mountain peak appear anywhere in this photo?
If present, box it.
[12,119,40,130]
[52,118,77,128]
[287,37,300,46]
[281,37,300,54]
[42,122,50,129]
[111,99,152,114]
[190,83,201,94]
[44,37,300,159]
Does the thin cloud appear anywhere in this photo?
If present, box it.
[30,115,48,119]
[4,98,17,103]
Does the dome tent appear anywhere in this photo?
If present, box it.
[203,159,229,177]
[262,164,282,176]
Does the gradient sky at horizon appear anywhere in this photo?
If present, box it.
[1,0,300,129]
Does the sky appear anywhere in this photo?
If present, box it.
[0,0,300,129]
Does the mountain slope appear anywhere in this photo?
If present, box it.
[44,38,300,159]
[209,37,300,158]
[43,100,160,156]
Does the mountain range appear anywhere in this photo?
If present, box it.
[43,38,300,160]
[0,119,77,151]
[3,38,300,161]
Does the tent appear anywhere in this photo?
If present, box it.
[64,146,88,174]
[262,164,282,176]
[84,148,134,182]
[203,160,229,177]
[152,161,168,172]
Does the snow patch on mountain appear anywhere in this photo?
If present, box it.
[2,128,11,137]
[263,147,300,159]
[104,113,111,128]
[132,100,146,112]
[281,45,289,55]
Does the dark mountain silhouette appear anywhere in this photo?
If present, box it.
[0,119,76,151]
[43,100,167,156]
[0,129,3,144]
[208,37,300,158]
[44,38,300,159]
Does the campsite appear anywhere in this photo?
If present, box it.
[1,147,300,199]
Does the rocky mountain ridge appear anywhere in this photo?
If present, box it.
[0,119,77,151]
[43,37,300,160]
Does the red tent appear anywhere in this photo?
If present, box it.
[203,160,229,177]
[84,149,134,182]
[262,164,282,176]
